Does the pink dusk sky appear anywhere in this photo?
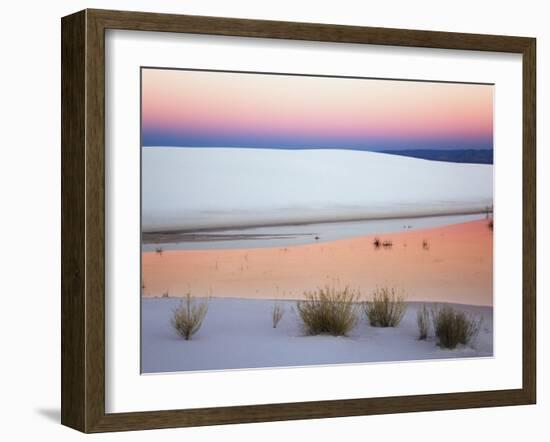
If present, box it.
[141,68,493,151]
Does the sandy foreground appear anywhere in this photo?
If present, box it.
[142,219,492,306]
[141,297,493,373]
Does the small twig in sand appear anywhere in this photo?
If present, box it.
[271,303,285,328]
[417,305,430,340]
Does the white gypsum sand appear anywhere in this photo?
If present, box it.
[141,297,493,374]
[142,147,493,232]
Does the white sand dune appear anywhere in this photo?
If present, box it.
[142,148,493,232]
[141,297,493,374]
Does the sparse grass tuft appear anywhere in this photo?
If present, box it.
[417,305,430,340]
[364,287,407,327]
[431,305,482,349]
[296,285,360,336]
[170,294,209,340]
[271,303,285,328]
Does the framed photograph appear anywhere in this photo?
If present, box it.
[61,9,536,433]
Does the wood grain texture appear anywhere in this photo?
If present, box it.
[61,10,86,432]
[522,38,537,403]
[89,8,532,52]
[61,8,537,433]
[84,9,107,433]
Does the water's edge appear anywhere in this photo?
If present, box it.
[142,212,489,250]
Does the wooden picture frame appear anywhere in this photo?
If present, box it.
[61,8,536,433]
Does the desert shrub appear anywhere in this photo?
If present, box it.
[271,303,285,328]
[364,287,407,327]
[417,305,430,340]
[431,305,482,349]
[296,285,360,336]
[170,294,209,340]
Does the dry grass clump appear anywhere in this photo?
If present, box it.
[431,305,482,349]
[417,305,430,340]
[271,303,285,328]
[170,294,209,340]
[296,285,360,336]
[364,287,407,327]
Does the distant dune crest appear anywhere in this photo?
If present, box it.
[377,149,493,164]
